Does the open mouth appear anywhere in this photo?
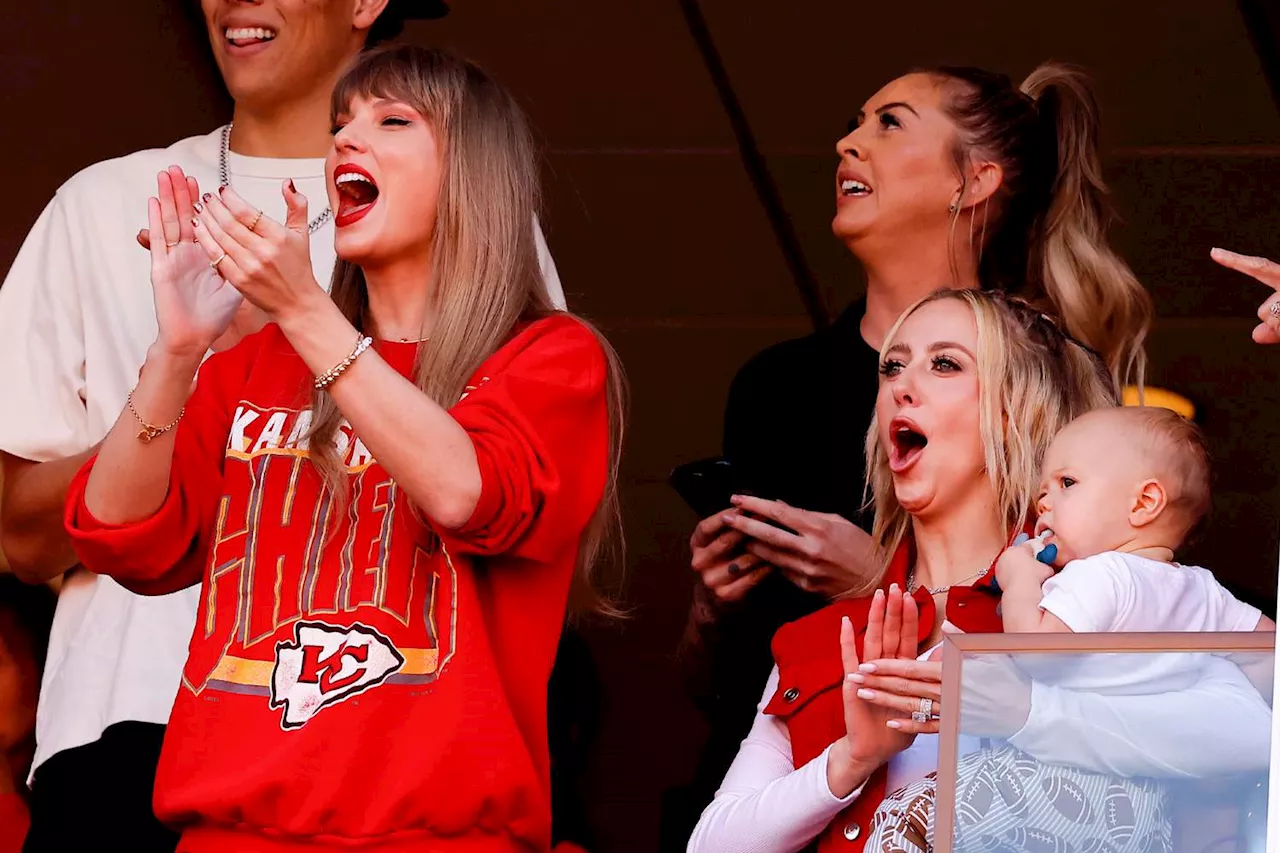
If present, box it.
[335,166,380,228]
[840,179,872,197]
[889,418,927,473]
[224,26,277,49]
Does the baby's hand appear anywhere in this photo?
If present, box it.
[995,536,1054,591]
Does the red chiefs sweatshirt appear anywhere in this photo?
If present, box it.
[65,315,609,853]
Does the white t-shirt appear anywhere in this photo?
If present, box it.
[0,127,566,782]
[1028,551,1263,694]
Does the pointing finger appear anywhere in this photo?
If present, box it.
[1212,247,1280,290]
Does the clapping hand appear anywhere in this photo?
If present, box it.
[1211,248,1280,344]
[826,585,923,796]
[191,179,324,320]
[145,167,243,359]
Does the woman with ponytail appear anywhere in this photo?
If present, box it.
[675,62,1156,846]
[61,46,625,852]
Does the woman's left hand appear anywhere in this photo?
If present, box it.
[1211,247,1280,344]
[721,495,877,598]
[193,182,324,319]
[845,584,943,735]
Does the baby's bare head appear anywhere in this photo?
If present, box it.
[1055,406,1211,544]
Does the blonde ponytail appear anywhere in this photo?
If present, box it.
[926,62,1152,391]
[1021,64,1152,391]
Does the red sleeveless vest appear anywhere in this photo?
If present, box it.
[766,535,1016,852]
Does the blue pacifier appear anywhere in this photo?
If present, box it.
[1014,530,1058,564]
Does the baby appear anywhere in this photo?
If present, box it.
[866,406,1273,853]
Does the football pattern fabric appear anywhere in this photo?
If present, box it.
[864,744,1171,853]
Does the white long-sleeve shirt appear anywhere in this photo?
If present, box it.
[688,651,1272,853]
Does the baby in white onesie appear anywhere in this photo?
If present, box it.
[866,406,1274,853]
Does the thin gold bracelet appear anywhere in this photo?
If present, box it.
[315,335,373,391]
[126,388,184,444]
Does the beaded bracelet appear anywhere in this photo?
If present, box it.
[315,335,373,391]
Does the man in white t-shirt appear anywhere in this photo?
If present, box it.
[0,2,565,850]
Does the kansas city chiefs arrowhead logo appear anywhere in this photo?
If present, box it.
[269,621,405,730]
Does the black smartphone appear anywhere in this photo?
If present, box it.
[668,457,798,535]
[669,457,750,520]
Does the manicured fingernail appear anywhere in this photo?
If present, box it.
[856,688,875,700]
[193,202,203,213]
[873,589,884,600]
[847,673,866,684]
[217,186,225,196]
[886,720,903,730]
[841,616,851,629]
[191,218,199,227]
[889,583,899,593]
[729,494,743,504]
[201,192,212,203]
[858,663,877,672]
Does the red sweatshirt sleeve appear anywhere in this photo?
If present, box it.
[440,316,609,562]
[64,331,264,596]
[0,793,29,853]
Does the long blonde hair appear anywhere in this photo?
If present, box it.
[856,289,1117,596]
[924,63,1152,393]
[308,46,627,616]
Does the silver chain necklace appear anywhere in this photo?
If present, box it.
[219,124,333,234]
[906,565,988,596]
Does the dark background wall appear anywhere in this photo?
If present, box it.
[2,2,1279,851]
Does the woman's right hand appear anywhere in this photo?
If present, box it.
[689,510,772,613]
[148,167,244,358]
[826,586,917,797]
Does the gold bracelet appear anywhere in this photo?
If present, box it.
[315,335,373,391]
[126,388,184,444]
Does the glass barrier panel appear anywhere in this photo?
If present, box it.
[932,633,1274,853]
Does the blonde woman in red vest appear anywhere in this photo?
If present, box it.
[687,289,1273,853]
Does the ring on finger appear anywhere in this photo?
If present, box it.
[248,209,264,232]
[209,251,228,270]
[910,697,933,723]
[1268,301,1280,320]
[165,240,180,248]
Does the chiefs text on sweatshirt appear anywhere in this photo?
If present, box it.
[65,315,609,853]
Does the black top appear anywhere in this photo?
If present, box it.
[660,299,883,850]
